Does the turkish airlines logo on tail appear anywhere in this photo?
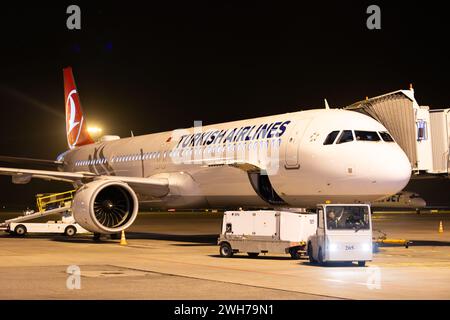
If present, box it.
[66,89,84,149]
[63,66,94,149]
[67,90,80,134]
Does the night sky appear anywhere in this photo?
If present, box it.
[1,1,449,207]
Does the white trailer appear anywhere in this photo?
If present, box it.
[218,210,317,259]
[307,204,373,266]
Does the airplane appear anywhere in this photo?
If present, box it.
[371,191,427,212]
[0,67,412,236]
[372,191,450,214]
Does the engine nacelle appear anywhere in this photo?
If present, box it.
[72,180,139,234]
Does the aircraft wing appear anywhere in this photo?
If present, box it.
[0,167,93,183]
[0,167,169,197]
[0,155,63,168]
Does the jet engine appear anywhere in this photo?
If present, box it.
[72,180,139,234]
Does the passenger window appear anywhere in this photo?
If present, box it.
[354,130,380,141]
[323,131,340,145]
[336,130,354,144]
[379,131,394,142]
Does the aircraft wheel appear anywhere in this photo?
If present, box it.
[93,233,102,241]
[110,233,121,240]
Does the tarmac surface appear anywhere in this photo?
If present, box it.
[0,210,450,299]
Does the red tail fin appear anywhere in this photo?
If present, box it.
[63,67,94,149]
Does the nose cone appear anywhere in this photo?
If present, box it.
[367,145,411,195]
[413,198,427,208]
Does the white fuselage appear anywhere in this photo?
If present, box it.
[58,109,412,209]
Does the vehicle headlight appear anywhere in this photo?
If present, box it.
[329,243,338,252]
[362,242,372,252]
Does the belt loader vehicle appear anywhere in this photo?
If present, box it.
[8,211,89,237]
[0,190,89,237]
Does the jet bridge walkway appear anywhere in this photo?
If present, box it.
[345,87,449,177]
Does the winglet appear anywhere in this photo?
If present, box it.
[324,99,330,109]
[63,67,94,149]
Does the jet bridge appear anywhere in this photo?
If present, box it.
[345,88,449,177]
[429,109,450,174]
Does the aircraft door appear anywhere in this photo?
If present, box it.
[284,118,311,169]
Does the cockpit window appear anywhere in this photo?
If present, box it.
[336,130,354,144]
[355,130,381,141]
[323,131,340,145]
[379,131,394,142]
